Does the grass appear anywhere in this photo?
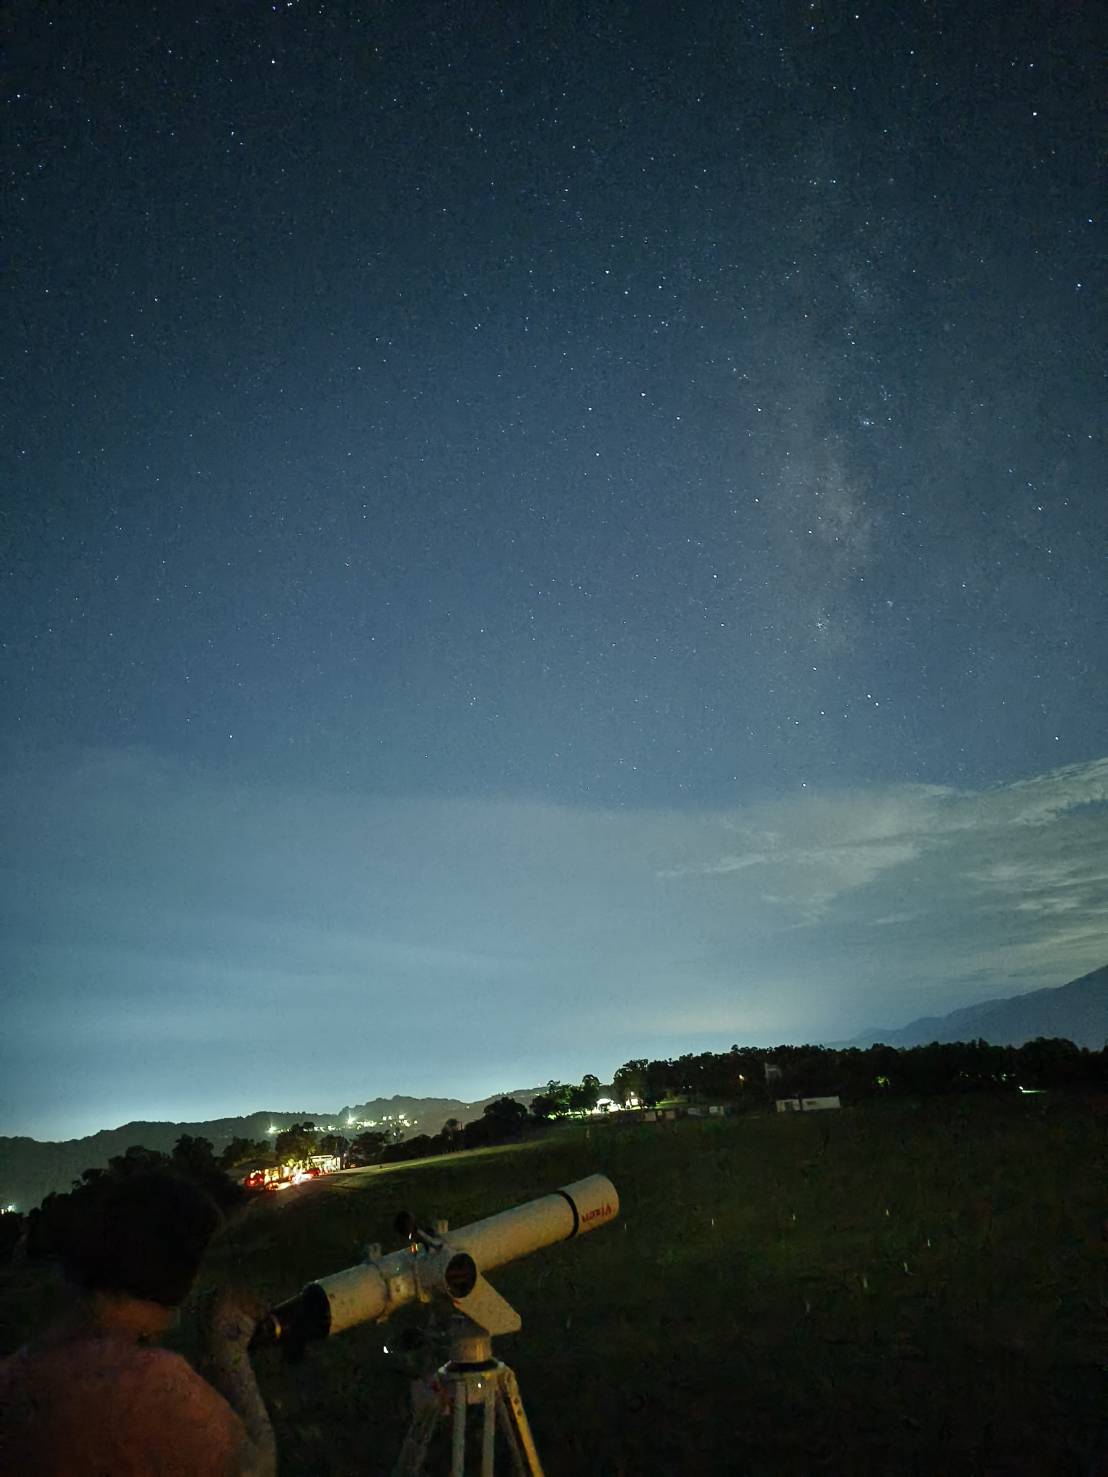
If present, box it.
[3,1095,1106,1475]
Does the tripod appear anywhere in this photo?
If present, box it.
[391,1313,544,1477]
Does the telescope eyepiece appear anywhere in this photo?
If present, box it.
[249,1283,333,1361]
[443,1251,477,1300]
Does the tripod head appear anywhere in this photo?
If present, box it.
[251,1173,618,1360]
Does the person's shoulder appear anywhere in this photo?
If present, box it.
[118,1344,251,1467]
[1,1337,204,1404]
[125,1342,229,1406]
[127,1342,198,1376]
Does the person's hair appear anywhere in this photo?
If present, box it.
[52,1168,223,1306]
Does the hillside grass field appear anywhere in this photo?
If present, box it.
[3,1095,1106,1475]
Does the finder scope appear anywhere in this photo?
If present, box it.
[251,1173,618,1354]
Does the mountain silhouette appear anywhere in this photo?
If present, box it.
[0,1090,539,1214]
[833,963,1107,1049]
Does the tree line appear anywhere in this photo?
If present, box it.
[3,1037,1103,1266]
[234,1097,538,1175]
[0,1081,609,1261]
[255,1081,611,1174]
[1,1134,250,1267]
[608,1036,1108,1108]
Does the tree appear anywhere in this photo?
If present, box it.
[317,1132,350,1158]
[577,1074,601,1112]
[481,1097,529,1137]
[541,1081,574,1116]
[108,1145,168,1177]
[643,1059,676,1107]
[612,1060,647,1105]
[171,1135,218,1176]
[384,1134,435,1163]
[1016,1036,1088,1089]
[462,1116,495,1150]
[347,1131,387,1166]
[566,1075,602,1114]
[219,1137,271,1170]
[274,1123,319,1165]
[168,1134,245,1211]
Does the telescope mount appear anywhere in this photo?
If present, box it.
[391,1308,544,1477]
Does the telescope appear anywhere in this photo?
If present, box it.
[250,1174,619,1476]
[252,1173,618,1353]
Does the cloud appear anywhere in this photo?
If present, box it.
[1,746,1105,1135]
[661,760,1107,928]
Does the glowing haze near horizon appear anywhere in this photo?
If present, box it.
[2,2,1105,1141]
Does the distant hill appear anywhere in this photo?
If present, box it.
[0,1090,539,1213]
[834,963,1108,1050]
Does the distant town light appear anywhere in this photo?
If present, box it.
[268,1126,279,1135]
[5,1204,16,1213]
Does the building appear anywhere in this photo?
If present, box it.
[776,1096,841,1113]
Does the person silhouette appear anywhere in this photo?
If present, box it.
[0,1167,276,1475]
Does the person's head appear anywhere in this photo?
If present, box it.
[55,1168,223,1313]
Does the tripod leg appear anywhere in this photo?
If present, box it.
[499,1370,545,1477]
[390,1399,440,1477]
[481,1384,496,1477]
[450,1383,467,1477]
[495,1389,527,1476]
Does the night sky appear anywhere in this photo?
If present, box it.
[3,1,1105,1141]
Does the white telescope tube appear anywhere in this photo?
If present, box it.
[450,1173,618,1273]
[263,1173,618,1346]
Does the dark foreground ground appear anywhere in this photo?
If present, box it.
[2,1095,1105,1476]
